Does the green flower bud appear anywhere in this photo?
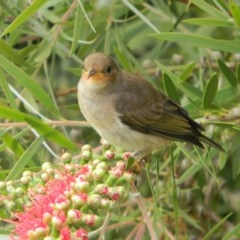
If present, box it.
[87,194,101,208]
[81,144,92,152]
[41,162,52,171]
[61,152,72,163]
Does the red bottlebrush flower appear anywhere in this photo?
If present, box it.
[76,228,88,240]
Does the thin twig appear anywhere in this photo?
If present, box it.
[131,183,158,240]
[0,120,90,128]
[51,0,78,46]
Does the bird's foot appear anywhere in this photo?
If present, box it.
[123,151,150,173]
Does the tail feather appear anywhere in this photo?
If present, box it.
[200,135,225,152]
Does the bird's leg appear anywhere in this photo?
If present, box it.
[129,150,150,173]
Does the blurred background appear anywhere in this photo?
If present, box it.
[0,0,240,239]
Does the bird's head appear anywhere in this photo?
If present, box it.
[81,52,118,90]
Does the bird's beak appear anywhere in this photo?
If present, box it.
[87,68,96,79]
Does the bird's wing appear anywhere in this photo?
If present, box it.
[115,82,204,148]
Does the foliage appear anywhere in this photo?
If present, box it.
[0,0,240,239]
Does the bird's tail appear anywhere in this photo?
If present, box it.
[200,135,225,152]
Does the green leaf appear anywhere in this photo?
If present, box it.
[223,221,240,240]
[0,69,18,109]
[156,61,202,100]
[230,1,240,27]
[121,0,160,33]
[24,116,78,151]
[0,106,78,151]
[203,73,219,110]
[1,0,48,37]
[0,39,27,66]
[6,136,44,180]
[1,133,24,158]
[183,18,234,28]
[190,0,229,20]
[236,62,240,85]
[0,105,26,122]
[0,55,59,115]
[70,5,82,54]
[203,213,232,240]
[176,162,202,185]
[163,73,180,104]
[150,32,240,53]
[180,61,197,81]
[218,59,238,87]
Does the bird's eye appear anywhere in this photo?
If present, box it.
[106,65,112,74]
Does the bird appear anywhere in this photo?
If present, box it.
[78,52,224,161]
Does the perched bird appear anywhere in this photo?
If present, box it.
[78,52,224,160]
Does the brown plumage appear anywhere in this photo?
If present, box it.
[78,52,224,157]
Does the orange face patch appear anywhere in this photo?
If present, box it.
[82,71,113,82]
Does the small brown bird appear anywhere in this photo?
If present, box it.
[78,52,224,159]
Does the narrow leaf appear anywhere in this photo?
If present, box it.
[176,163,202,185]
[0,106,77,151]
[156,62,202,100]
[180,61,197,81]
[70,5,82,54]
[121,0,160,33]
[0,39,26,66]
[1,0,47,36]
[6,136,44,180]
[236,62,240,85]
[230,2,240,27]
[183,18,233,27]
[0,105,26,122]
[203,73,218,110]
[190,0,228,20]
[24,116,78,151]
[0,55,58,114]
[203,213,232,240]
[218,60,238,87]
[1,133,24,158]
[0,69,18,109]
[223,221,240,240]
[150,33,240,53]
[163,73,180,104]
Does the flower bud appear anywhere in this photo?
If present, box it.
[61,152,72,163]
[71,194,88,208]
[81,144,92,152]
[42,162,52,171]
[43,212,52,224]
[20,176,31,185]
[105,150,115,160]
[74,181,89,193]
[67,209,81,224]
[82,150,92,161]
[93,168,106,181]
[75,228,88,239]
[87,194,101,208]
[82,214,101,227]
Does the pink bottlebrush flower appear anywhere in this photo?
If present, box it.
[12,169,74,239]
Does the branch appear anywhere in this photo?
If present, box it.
[0,120,90,128]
